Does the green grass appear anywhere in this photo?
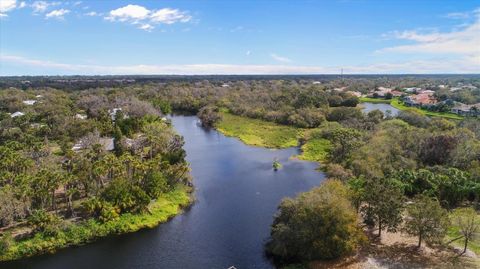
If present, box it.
[446,211,480,255]
[390,98,463,120]
[0,187,192,261]
[297,138,332,162]
[359,97,392,104]
[216,112,303,148]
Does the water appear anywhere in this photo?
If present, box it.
[361,102,400,116]
[3,115,324,269]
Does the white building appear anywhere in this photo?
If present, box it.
[23,100,37,105]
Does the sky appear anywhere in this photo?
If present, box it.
[0,0,479,75]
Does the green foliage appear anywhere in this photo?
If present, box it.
[0,187,191,262]
[0,233,14,256]
[267,180,365,262]
[362,178,404,237]
[143,171,169,199]
[28,210,64,236]
[216,112,302,148]
[101,179,150,214]
[297,138,331,162]
[451,207,480,254]
[403,195,449,247]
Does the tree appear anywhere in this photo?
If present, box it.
[362,178,404,237]
[452,207,479,254]
[326,128,363,163]
[267,180,364,262]
[403,195,449,248]
[197,106,222,127]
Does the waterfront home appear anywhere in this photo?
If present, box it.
[403,93,437,107]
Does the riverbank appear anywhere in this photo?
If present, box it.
[215,112,331,162]
[216,112,303,148]
[0,186,192,262]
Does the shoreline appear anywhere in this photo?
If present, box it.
[0,186,193,262]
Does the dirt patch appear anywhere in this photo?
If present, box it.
[310,228,479,269]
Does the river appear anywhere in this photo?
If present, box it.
[361,102,400,116]
[4,115,324,269]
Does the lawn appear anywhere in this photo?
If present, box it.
[359,97,392,104]
[447,211,480,255]
[216,112,303,148]
[390,99,464,120]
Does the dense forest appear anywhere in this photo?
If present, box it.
[0,87,192,260]
[1,75,479,267]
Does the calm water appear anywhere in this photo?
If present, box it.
[361,102,400,116]
[3,115,324,269]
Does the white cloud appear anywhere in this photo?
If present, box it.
[45,8,69,19]
[0,0,17,17]
[32,1,50,13]
[246,50,251,56]
[4,54,477,75]
[270,53,291,63]
[445,12,470,19]
[150,8,190,24]
[18,1,26,8]
[105,4,191,31]
[139,23,154,31]
[84,11,98,16]
[106,4,150,22]
[378,10,480,71]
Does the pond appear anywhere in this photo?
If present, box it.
[4,115,324,269]
[361,102,400,116]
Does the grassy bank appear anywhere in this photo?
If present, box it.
[0,187,192,262]
[297,138,331,162]
[390,99,463,120]
[216,112,303,148]
[359,97,392,104]
[447,211,480,255]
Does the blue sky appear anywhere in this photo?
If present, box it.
[0,0,479,75]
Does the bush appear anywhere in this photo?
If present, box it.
[0,233,14,256]
[267,180,364,262]
[28,210,64,236]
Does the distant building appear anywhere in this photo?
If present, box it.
[451,103,480,116]
[72,137,115,152]
[403,93,437,107]
[23,100,37,105]
[75,113,88,120]
[312,81,321,85]
[221,84,230,88]
[346,91,362,97]
[10,111,25,118]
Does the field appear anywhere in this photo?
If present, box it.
[216,112,303,148]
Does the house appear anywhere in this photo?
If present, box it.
[10,111,25,118]
[312,81,321,85]
[346,91,362,97]
[23,100,37,105]
[35,95,44,98]
[451,103,480,116]
[403,93,437,107]
[390,90,403,97]
[403,87,422,93]
[72,137,115,152]
[75,114,88,120]
[109,108,127,121]
[221,84,230,88]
